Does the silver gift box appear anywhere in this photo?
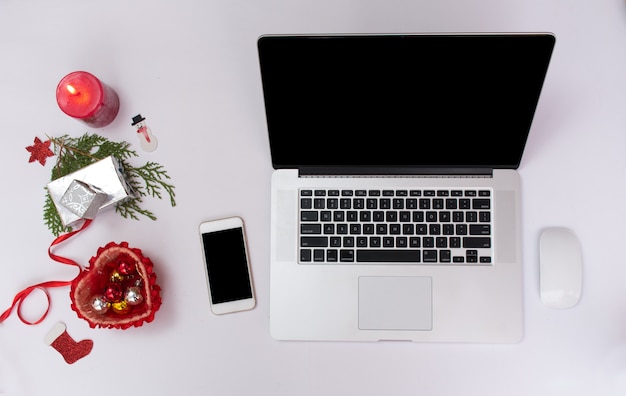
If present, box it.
[47,156,133,227]
[60,180,108,219]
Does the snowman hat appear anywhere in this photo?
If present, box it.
[131,114,146,126]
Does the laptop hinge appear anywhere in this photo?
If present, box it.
[298,167,494,177]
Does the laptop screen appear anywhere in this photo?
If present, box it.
[258,33,555,171]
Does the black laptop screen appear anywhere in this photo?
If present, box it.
[258,34,555,170]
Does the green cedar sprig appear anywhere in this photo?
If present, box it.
[44,133,176,236]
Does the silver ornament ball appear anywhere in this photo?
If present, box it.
[124,286,144,306]
[91,294,110,314]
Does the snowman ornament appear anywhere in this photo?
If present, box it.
[132,114,158,152]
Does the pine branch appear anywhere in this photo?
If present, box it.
[43,191,72,236]
[43,133,176,236]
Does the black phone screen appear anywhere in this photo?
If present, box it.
[201,227,253,304]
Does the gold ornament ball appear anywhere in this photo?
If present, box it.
[111,300,130,314]
[109,269,125,283]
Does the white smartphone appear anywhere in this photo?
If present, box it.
[199,216,256,314]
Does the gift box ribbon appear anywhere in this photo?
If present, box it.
[0,219,92,325]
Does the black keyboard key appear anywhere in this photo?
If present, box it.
[386,211,398,222]
[347,211,358,222]
[301,198,312,209]
[357,249,421,262]
[300,249,312,261]
[479,212,491,222]
[470,225,491,235]
[327,249,338,262]
[463,237,491,248]
[450,237,461,248]
[473,199,491,209]
[301,224,322,234]
[301,211,318,221]
[373,211,384,222]
[423,250,437,262]
[340,250,354,262]
[313,249,325,262]
[301,237,328,247]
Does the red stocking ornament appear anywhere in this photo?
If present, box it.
[44,322,93,364]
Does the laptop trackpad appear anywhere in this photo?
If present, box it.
[358,276,433,331]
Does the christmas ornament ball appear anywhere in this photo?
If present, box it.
[104,283,123,302]
[117,256,136,275]
[125,286,144,306]
[111,300,130,314]
[91,295,110,314]
[109,269,125,283]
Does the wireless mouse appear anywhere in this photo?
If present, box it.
[539,227,582,309]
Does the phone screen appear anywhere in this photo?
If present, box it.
[201,227,253,304]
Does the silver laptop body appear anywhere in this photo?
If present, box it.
[259,33,555,342]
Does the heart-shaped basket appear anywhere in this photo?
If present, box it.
[70,241,161,329]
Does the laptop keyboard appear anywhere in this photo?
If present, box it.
[299,188,493,265]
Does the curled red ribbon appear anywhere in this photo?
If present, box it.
[0,219,92,325]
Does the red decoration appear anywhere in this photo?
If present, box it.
[70,241,161,329]
[117,254,136,275]
[56,71,120,128]
[26,137,54,166]
[103,283,123,302]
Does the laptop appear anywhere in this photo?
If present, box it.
[258,33,555,342]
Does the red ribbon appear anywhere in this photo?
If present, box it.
[0,219,92,325]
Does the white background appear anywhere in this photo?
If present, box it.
[1,0,626,395]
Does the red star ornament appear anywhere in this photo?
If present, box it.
[26,137,54,166]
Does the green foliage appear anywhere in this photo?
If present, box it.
[44,133,176,236]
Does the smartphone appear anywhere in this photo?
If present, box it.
[199,216,256,314]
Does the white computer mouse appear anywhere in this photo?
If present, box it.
[539,227,582,309]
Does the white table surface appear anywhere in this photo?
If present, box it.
[2,0,626,395]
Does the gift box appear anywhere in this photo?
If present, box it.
[60,180,108,219]
[47,156,133,227]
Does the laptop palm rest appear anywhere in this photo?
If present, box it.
[358,276,433,331]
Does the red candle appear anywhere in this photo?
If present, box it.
[56,71,120,128]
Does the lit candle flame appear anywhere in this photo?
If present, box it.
[66,84,77,95]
